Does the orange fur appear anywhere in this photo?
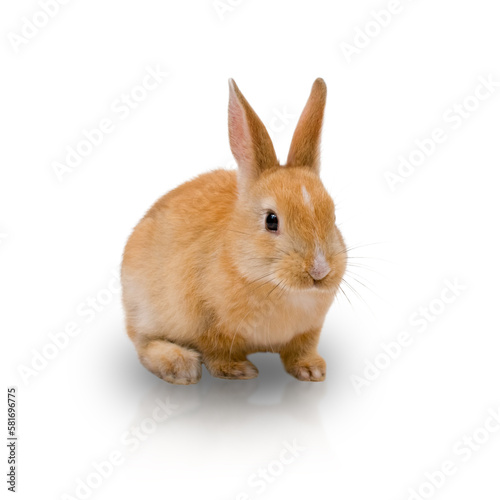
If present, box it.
[121,79,347,384]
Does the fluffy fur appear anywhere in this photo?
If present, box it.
[121,78,347,384]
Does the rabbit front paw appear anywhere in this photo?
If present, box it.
[205,359,259,380]
[285,355,326,382]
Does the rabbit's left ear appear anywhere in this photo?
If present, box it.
[228,79,278,190]
[286,78,327,174]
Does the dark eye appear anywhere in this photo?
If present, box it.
[265,212,279,232]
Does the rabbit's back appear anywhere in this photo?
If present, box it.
[121,169,237,344]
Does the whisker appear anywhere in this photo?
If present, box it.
[344,267,378,283]
[276,281,289,301]
[266,279,284,299]
[337,283,353,308]
[347,256,391,263]
[344,271,376,288]
[332,242,387,261]
[346,262,382,274]
[252,277,278,292]
[341,278,377,317]
[342,278,362,301]
[344,272,383,301]
[344,241,385,252]
[243,271,276,288]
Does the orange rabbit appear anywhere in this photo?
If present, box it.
[121,78,347,384]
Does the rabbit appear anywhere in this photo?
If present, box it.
[121,78,347,385]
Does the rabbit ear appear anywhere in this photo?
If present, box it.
[286,78,327,174]
[228,79,278,189]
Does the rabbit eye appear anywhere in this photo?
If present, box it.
[265,212,279,232]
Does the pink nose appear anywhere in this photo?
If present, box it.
[309,266,330,281]
[309,252,330,281]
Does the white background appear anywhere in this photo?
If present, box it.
[1,0,500,499]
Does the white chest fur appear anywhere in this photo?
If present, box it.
[239,289,333,348]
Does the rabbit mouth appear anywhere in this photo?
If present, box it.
[311,277,333,291]
[309,269,345,293]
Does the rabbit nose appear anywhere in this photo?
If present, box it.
[309,250,330,281]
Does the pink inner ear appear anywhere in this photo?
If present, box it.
[229,102,245,151]
[228,88,253,169]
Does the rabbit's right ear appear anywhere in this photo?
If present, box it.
[286,78,327,174]
[228,79,278,190]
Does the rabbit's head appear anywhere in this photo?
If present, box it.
[228,79,347,294]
